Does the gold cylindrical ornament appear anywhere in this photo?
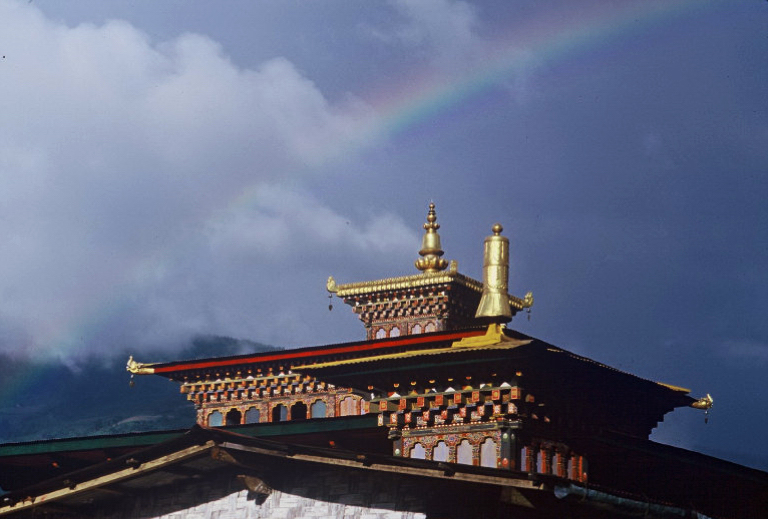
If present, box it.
[475,223,512,322]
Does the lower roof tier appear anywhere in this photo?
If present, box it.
[130,326,697,439]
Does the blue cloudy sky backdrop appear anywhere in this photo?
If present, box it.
[0,1,766,468]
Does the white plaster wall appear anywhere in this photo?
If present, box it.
[86,471,427,519]
[139,489,426,519]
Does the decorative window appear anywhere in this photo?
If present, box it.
[375,328,387,339]
[390,326,400,337]
[310,400,327,418]
[410,443,426,459]
[208,411,223,427]
[521,446,532,472]
[456,439,473,465]
[412,324,422,335]
[338,396,359,416]
[225,408,242,426]
[536,450,544,473]
[272,404,288,422]
[480,438,497,468]
[433,441,449,462]
[245,407,260,424]
[425,322,436,333]
[291,401,308,421]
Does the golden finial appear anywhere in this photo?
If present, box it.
[475,223,513,323]
[415,203,448,272]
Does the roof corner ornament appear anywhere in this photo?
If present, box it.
[326,276,338,310]
[415,203,449,273]
[691,393,714,423]
[522,291,534,308]
[126,355,155,375]
[326,276,338,294]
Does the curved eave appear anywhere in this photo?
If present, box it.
[133,329,487,381]
[296,329,695,415]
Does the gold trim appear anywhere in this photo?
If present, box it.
[330,271,531,311]
[656,382,692,393]
[293,328,530,371]
[331,271,483,297]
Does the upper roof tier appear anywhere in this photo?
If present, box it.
[327,203,533,340]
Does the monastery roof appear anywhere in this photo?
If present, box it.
[2,425,766,519]
[0,415,380,492]
[131,326,693,408]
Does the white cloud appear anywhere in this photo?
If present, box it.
[0,1,390,359]
[360,0,537,104]
[357,0,484,73]
[390,0,480,67]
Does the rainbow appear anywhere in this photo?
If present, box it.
[364,0,720,143]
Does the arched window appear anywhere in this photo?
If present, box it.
[457,439,473,465]
[390,326,400,337]
[271,404,288,422]
[338,396,359,416]
[412,324,422,335]
[424,322,436,333]
[310,400,326,418]
[291,401,308,421]
[521,446,531,472]
[480,438,497,468]
[433,441,449,462]
[208,411,223,427]
[225,408,242,426]
[245,407,260,424]
[409,443,426,459]
[375,328,387,339]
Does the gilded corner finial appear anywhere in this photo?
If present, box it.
[691,393,713,410]
[126,355,155,375]
[326,276,338,293]
[415,202,449,273]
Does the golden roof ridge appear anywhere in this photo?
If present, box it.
[328,268,483,297]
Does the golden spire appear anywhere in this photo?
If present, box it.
[415,203,448,273]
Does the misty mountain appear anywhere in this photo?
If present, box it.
[0,336,282,443]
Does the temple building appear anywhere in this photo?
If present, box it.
[0,204,765,519]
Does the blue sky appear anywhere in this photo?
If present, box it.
[0,0,766,469]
